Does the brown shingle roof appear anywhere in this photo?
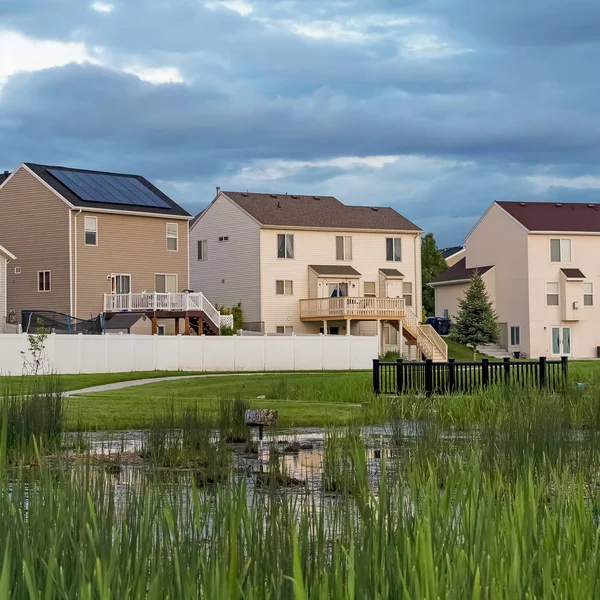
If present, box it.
[220,191,421,231]
[561,268,586,279]
[497,201,600,232]
[430,258,493,285]
[309,265,361,276]
[379,268,404,277]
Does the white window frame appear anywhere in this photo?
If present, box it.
[38,270,51,292]
[550,238,571,263]
[111,274,132,295]
[403,281,413,306]
[155,273,179,294]
[198,240,207,261]
[166,223,178,252]
[584,282,594,307]
[157,324,166,336]
[363,282,376,298]
[386,237,402,262]
[510,326,520,347]
[84,216,98,246]
[335,236,352,261]
[546,281,559,306]
[14,266,21,275]
[275,280,293,295]
[277,234,294,259]
[276,326,294,334]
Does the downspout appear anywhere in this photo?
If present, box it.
[415,233,421,322]
[68,210,73,315]
[74,209,82,318]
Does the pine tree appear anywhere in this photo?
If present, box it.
[421,233,447,316]
[451,270,499,360]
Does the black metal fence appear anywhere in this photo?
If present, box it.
[373,356,568,396]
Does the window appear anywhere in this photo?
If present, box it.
[386,237,402,262]
[157,325,166,336]
[386,325,398,346]
[38,271,51,292]
[166,223,178,251]
[218,236,229,242]
[111,274,131,294]
[14,267,21,275]
[276,280,293,295]
[84,216,97,246]
[155,274,178,293]
[328,282,348,297]
[336,236,352,260]
[198,240,207,260]
[277,234,294,259]
[510,326,520,346]
[403,281,413,306]
[550,238,571,263]
[276,326,294,334]
[546,282,559,306]
[364,282,376,297]
[584,282,594,306]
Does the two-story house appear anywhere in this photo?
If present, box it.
[0,163,219,335]
[189,190,447,359]
[431,201,600,359]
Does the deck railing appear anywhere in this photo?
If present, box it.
[103,292,221,330]
[299,297,406,319]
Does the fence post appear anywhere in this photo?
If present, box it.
[503,357,511,385]
[373,358,380,395]
[396,358,403,395]
[482,358,489,388]
[425,359,433,397]
[539,356,547,389]
[561,356,568,381]
[448,358,456,393]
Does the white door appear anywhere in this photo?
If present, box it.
[111,274,131,294]
[551,326,571,356]
[386,280,403,298]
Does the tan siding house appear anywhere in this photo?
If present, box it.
[191,191,446,359]
[432,200,600,359]
[0,163,192,333]
[0,245,16,333]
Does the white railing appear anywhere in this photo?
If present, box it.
[417,324,448,360]
[299,297,406,319]
[220,314,235,329]
[103,292,221,331]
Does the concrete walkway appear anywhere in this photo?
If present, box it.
[66,372,313,396]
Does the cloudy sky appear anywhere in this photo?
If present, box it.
[1,0,599,245]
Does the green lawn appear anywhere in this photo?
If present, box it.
[66,372,372,430]
[445,339,497,361]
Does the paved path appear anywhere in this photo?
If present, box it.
[66,372,314,396]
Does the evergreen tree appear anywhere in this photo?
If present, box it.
[451,270,499,360]
[421,233,447,316]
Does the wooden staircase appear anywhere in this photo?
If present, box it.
[189,314,220,336]
[388,306,447,362]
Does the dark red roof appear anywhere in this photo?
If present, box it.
[430,258,493,285]
[497,201,600,232]
[561,268,586,279]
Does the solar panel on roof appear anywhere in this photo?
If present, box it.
[47,169,170,209]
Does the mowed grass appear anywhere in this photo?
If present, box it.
[67,372,373,430]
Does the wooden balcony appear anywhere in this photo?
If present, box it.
[299,297,407,321]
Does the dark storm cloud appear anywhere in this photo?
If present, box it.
[1,0,600,243]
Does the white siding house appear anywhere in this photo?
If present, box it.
[0,245,16,333]
[190,191,447,360]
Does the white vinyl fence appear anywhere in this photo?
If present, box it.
[0,334,378,375]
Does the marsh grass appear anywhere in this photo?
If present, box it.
[219,396,251,442]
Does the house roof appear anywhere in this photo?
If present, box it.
[0,244,16,261]
[440,246,464,259]
[24,163,191,218]
[309,265,361,276]
[104,313,144,330]
[497,201,600,233]
[0,171,10,185]
[430,257,493,286]
[561,268,586,280]
[218,191,421,231]
[379,268,404,278]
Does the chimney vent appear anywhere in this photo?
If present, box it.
[277,201,281,208]
[216,186,221,195]
[3,170,8,176]
[555,203,562,207]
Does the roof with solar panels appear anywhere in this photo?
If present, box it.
[22,163,191,218]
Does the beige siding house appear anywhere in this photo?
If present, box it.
[431,201,600,359]
[0,245,16,333]
[0,163,199,335]
[190,191,447,360]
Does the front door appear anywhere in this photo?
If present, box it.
[551,326,571,356]
[386,280,403,298]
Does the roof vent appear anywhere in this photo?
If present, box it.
[588,204,596,208]
[555,203,562,207]
[371,207,379,211]
[277,201,281,208]
[270,194,278,199]
[291,195,300,199]
[241,192,249,197]
[519,202,527,206]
